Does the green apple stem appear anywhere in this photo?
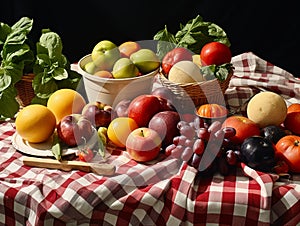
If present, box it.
[140,129,145,137]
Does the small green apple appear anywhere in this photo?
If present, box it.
[84,61,100,74]
[130,49,160,74]
[91,40,120,71]
[112,58,139,79]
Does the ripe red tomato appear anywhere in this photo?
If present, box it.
[275,135,300,173]
[196,104,228,118]
[161,47,193,75]
[78,148,94,162]
[284,111,300,135]
[200,42,232,66]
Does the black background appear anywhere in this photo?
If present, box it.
[1,0,299,76]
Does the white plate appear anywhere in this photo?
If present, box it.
[11,132,79,157]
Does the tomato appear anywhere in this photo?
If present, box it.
[275,135,300,173]
[196,104,228,118]
[161,47,193,75]
[284,111,300,135]
[200,42,232,66]
[78,148,94,162]
[287,103,300,114]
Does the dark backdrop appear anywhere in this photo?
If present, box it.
[1,0,299,76]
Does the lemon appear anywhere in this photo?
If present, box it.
[15,104,56,143]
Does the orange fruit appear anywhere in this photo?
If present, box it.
[47,89,86,124]
[15,104,56,143]
[107,117,139,148]
[118,41,141,58]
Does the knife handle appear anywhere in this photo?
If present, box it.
[23,156,115,176]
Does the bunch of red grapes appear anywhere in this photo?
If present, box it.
[165,117,241,176]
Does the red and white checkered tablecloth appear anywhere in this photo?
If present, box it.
[1,52,300,226]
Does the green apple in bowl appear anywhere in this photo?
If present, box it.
[84,61,99,74]
[112,57,139,79]
[91,40,120,71]
[130,48,160,74]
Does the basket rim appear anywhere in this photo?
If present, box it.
[158,69,233,87]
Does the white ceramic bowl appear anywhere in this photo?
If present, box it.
[77,54,159,106]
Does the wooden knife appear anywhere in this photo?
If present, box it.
[23,156,115,176]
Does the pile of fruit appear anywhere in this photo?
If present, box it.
[82,40,160,79]
[14,83,300,177]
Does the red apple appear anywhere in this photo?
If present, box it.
[82,101,116,128]
[127,94,163,127]
[126,127,162,162]
[161,47,193,75]
[57,114,94,147]
[114,99,131,117]
[148,111,180,148]
[222,115,260,144]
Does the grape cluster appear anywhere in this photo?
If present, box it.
[165,117,241,177]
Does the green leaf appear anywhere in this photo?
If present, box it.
[0,86,19,118]
[53,68,68,80]
[38,31,63,59]
[51,132,62,161]
[32,72,58,99]
[153,25,177,59]
[0,69,12,92]
[0,22,11,45]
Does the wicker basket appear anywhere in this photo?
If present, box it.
[158,69,233,107]
[15,73,35,107]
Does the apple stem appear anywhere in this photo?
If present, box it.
[140,129,145,137]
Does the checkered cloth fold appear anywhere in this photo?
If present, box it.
[1,52,300,225]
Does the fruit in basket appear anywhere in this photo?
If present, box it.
[246,91,287,128]
[91,40,120,71]
[15,104,56,143]
[82,101,116,128]
[275,135,300,173]
[222,115,260,144]
[119,41,141,58]
[47,89,86,124]
[200,41,232,66]
[168,60,204,83]
[240,136,276,172]
[94,70,114,78]
[161,47,193,75]
[126,127,162,162]
[112,57,139,79]
[107,117,139,148]
[287,103,300,113]
[56,113,94,147]
[192,54,202,67]
[130,48,160,74]
[148,111,180,148]
[127,94,162,127]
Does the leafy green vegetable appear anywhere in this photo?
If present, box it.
[153,15,233,81]
[0,17,34,119]
[0,18,82,119]
[154,15,230,59]
[32,29,81,104]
